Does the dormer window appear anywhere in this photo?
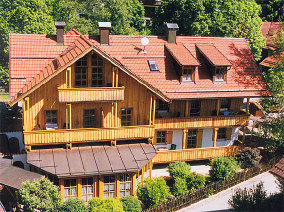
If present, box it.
[215,67,226,82]
[182,67,194,82]
[148,60,159,71]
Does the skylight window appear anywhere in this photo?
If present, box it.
[148,60,159,71]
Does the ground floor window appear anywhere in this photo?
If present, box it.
[187,129,197,148]
[82,177,94,202]
[156,131,166,144]
[119,174,131,198]
[103,175,115,198]
[64,179,77,201]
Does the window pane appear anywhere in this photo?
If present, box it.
[104,193,109,198]
[82,186,87,195]
[71,187,76,195]
[120,191,125,198]
[104,184,109,190]
[88,194,93,200]
[120,183,125,190]
[88,186,93,193]
[82,195,87,202]
[109,184,115,191]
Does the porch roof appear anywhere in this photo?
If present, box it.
[27,143,156,178]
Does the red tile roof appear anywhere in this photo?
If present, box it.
[261,22,282,49]
[270,157,284,181]
[9,31,271,105]
[260,54,281,67]
[196,44,232,66]
[165,44,200,66]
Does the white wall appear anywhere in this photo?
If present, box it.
[202,127,239,148]
[4,131,24,152]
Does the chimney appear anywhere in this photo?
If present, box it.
[98,22,111,45]
[166,23,179,44]
[54,21,66,45]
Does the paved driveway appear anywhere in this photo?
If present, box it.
[177,172,280,212]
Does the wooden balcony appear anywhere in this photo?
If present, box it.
[152,146,243,164]
[24,125,154,146]
[155,115,249,129]
[58,87,125,102]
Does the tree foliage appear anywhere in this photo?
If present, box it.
[256,0,284,21]
[236,147,262,169]
[18,177,61,212]
[59,199,88,212]
[168,161,191,179]
[121,196,142,212]
[152,0,265,61]
[210,157,239,181]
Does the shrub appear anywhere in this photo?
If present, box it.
[18,177,61,212]
[168,161,191,179]
[186,172,206,191]
[60,199,87,212]
[228,182,267,211]
[172,177,188,196]
[210,157,239,181]
[88,198,124,212]
[121,196,142,212]
[137,177,171,208]
[236,147,262,169]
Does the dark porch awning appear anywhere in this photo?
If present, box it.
[27,143,156,178]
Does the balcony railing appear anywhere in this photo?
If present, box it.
[155,115,249,129]
[24,125,154,146]
[58,87,125,102]
[152,146,243,164]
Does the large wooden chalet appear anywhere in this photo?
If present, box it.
[8,22,270,201]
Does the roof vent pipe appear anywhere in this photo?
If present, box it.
[55,21,66,45]
[166,23,179,44]
[98,22,111,45]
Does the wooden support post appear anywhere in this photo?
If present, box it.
[111,140,117,147]
[152,97,156,124]
[59,179,64,201]
[100,107,104,128]
[77,178,82,200]
[65,103,69,129]
[141,167,145,186]
[115,68,118,87]
[242,126,246,143]
[131,174,136,196]
[115,101,118,127]
[149,161,153,179]
[112,66,115,87]
[94,176,98,197]
[66,143,72,149]
[149,95,153,125]
[99,176,104,198]
[22,99,26,131]
[25,145,31,152]
[213,128,218,147]
[216,99,221,116]
[246,98,250,115]
[116,174,120,199]
[69,66,72,88]
[182,129,187,149]
[68,103,72,129]
[185,100,189,117]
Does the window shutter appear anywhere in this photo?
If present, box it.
[197,129,203,148]
[153,131,157,145]
[166,131,173,144]
[226,128,232,140]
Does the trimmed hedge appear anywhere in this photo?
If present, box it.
[210,157,239,181]
[60,199,87,212]
[137,178,171,208]
[168,161,191,179]
[88,198,124,212]
[121,196,142,212]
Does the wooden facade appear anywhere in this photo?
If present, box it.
[153,146,243,164]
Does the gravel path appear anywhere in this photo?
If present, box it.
[176,171,280,212]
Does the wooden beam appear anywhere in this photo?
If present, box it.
[68,66,72,88]
[152,97,156,124]
[59,179,64,201]
[216,99,221,116]
[115,101,118,127]
[185,100,189,117]
[213,128,218,147]
[68,103,72,129]
[99,176,104,198]
[115,67,119,87]
[94,176,98,197]
[246,98,250,115]
[22,99,26,131]
[149,95,153,125]
[65,103,69,129]
[77,178,82,200]
[131,174,136,196]
[182,129,187,149]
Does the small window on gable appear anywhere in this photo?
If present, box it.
[182,67,194,81]
[148,60,159,71]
